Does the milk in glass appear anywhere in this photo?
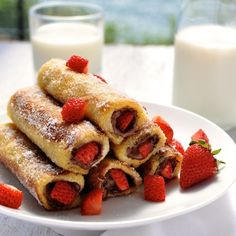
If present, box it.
[173,25,236,129]
[32,22,103,73]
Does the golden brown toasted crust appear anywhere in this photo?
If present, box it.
[0,123,84,210]
[7,86,109,174]
[87,157,142,198]
[38,59,149,144]
[139,144,183,178]
[112,122,166,168]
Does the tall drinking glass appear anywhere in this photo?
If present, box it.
[172,0,236,130]
[29,1,104,74]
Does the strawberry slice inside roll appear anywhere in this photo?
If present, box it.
[72,142,100,168]
[107,169,130,191]
[127,136,158,160]
[139,145,183,181]
[113,109,136,135]
[87,158,142,199]
[112,122,166,168]
[47,181,81,208]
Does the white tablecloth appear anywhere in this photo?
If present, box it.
[0,42,235,236]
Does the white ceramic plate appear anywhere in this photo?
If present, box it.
[0,102,236,231]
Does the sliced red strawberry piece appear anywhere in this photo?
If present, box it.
[144,175,166,202]
[66,55,88,73]
[75,142,99,165]
[160,161,173,179]
[93,74,107,83]
[152,116,173,143]
[116,111,134,132]
[109,169,129,191]
[61,98,87,123]
[0,183,23,209]
[191,129,209,144]
[81,188,103,215]
[50,181,77,205]
[179,144,218,189]
[170,138,185,155]
[138,141,153,159]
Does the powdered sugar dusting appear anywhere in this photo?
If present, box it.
[0,124,64,199]
[9,87,77,147]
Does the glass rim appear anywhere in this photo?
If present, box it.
[29,1,103,21]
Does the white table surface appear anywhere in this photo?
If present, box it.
[0,42,236,236]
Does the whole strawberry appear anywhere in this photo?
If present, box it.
[180,140,221,189]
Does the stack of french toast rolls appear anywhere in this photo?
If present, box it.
[0,58,183,211]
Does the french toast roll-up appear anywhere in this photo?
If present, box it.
[139,144,183,181]
[38,58,148,145]
[7,86,109,175]
[0,123,84,210]
[87,157,142,199]
[112,122,166,168]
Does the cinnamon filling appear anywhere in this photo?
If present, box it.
[71,142,101,169]
[46,181,80,208]
[127,136,159,160]
[112,108,137,136]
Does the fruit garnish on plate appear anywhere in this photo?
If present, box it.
[0,183,23,209]
[180,129,223,189]
[191,129,209,144]
[153,115,174,144]
[152,115,185,153]
[169,138,185,155]
[81,188,103,216]
[144,175,166,202]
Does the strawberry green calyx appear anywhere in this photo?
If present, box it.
[189,139,211,149]
[211,148,221,155]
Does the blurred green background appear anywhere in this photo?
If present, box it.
[0,0,181,45]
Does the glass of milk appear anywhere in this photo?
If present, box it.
[172,0,236,130]
[29,1,104,74]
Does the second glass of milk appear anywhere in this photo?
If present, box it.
[173,0,236,130]
[29,2,104,74]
